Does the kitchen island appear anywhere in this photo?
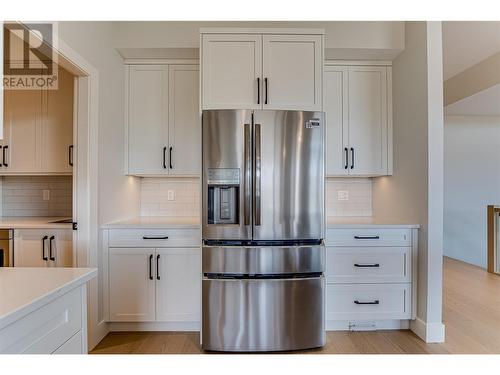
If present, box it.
[0,267,97,354]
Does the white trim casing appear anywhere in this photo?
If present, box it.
[410,318,446,343]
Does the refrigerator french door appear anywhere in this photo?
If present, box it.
[202,110,325,352]
[202,110,324,241]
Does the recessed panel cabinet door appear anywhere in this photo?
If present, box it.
[324,66,348,176]
[2,89,42,173]
[109,248,156,322]
[262,35,322,111]
[41,68,74,174]
[168,65,200,176]
[202,34,262,109]
[155,248,201,323]
[348,66,388,175]
[13,229,49,267]
[127,65,168,175]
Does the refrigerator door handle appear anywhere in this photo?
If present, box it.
[254,122,261,226]
[244,122,252,226]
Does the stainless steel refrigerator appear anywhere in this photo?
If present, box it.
[202,109,325,352]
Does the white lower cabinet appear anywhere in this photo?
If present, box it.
[105,228,201,330]
[325,227,418,331]
[14,229,73,268]
[155,248,201,322]
[109,248,156,322]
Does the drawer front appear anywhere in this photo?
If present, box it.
[109,228,200,248]
[326,247,411,283]
[0,287,82,354]
[326,228,411,247]
[53,330,83,354]
[326,283,411,321]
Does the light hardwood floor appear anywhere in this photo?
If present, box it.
[91,257,500,354]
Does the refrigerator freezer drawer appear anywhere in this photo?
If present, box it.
[203,245,325,275]
[202,276,325,352]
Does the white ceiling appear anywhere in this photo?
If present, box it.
[442,21,500,80]
[444,83,500,116]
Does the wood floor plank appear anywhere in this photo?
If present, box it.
[91,257,500,354]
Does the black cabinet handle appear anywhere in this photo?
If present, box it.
[42,235,48,261]
[169,146,173,169]
[344,147,348,169]
[149,254,153,280]
[354,300,380,305]
[156,254,161,280]
[354,235,380,240]
[0,146,3,167]
[163,147,167,169]
[49,235,56,261]
[264,78,268,105]
[3,145,8,167]
[350,147,354,169]
[257,77,260,105]
[142,236,169,240]
[69,145,74,167]
[354,263,380,268]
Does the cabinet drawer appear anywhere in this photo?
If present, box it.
[0,287,82,354]
[108,228,200,248]
[326,228,411,247]
[326,247,411,283]
[326,283,411,321]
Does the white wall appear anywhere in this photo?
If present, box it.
[113,21,404,59]
[58,22,141,225]
[372,22,445,342]
[444,116,500,267]
[57,22,141,349]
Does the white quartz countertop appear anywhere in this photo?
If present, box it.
[102,216,200,229]
[0,217,73,229]
[0,267,97,330]
[327,217,420,229]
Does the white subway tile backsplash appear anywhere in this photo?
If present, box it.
[1,176,72,217]
[140,177,370,219]
[326,177,372,217]
[140,177,200,217]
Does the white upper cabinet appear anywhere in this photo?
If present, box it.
[127,65,168,175]
[324,66,348,176]
[262,35,322,111]
[325,64,392,177]
[168,65,201,176]
[201,29,324,111]
[202,34,262,110]
[348,66,388,176]
[1,89,41,173]
[41,68,74,174]
[1,68,74,175]
[125,64,200,176]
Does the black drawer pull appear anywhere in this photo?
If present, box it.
[149,254,153,280]
[156,254,161,280]
[354,263,380,268]
[354,235,380,240]
[49,235,56,261]
[354,300,379,305]
[142,236,169,240]
[42,235,49,261]
[3,145,8,167]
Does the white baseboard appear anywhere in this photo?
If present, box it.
[89,320,109,351]
[410,317,445,343]
[327,319,410,331]
[109,321,200,332]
